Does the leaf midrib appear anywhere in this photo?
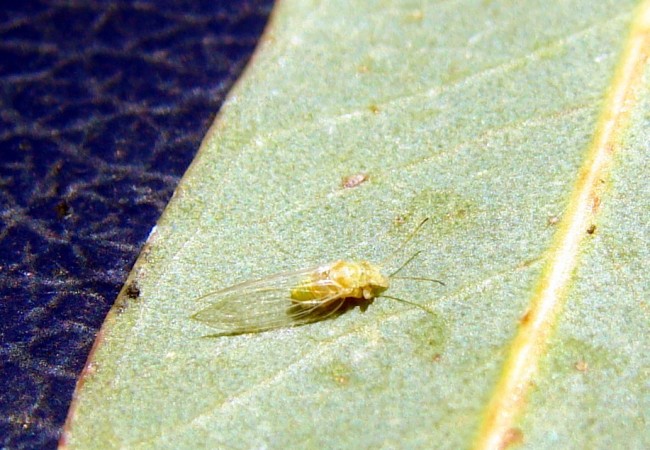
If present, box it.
[473,2,650,448]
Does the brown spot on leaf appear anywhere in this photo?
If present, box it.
[501,427,524,449]
[341,173,369,189]
[114,281,141,314]
[592,195,601,213]
[125,281,141,299]
[575,360,588,372]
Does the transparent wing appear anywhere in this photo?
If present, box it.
[191,265,347,336]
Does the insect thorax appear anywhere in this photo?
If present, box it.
[290,260,389,302]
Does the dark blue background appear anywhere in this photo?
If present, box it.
[0,1,274,447]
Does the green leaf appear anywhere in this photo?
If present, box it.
[61,1,650,448]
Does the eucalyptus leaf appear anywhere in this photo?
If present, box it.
[61,0,649,449]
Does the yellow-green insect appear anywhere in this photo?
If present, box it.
[192,219,442,336]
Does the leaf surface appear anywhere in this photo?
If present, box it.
[62,1,650,448]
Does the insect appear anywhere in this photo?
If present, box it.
[191,219,443,336]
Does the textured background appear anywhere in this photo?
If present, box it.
[0,1,274,448]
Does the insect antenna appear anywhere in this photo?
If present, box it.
[388,246,446,285]
[381,294,436,316]
[391,276,445,286]
[379,218,430,266]
[388,250,423,277]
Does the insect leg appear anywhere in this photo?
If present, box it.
[381,294,436,316]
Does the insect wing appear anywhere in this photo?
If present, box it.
[192,266,344,335]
